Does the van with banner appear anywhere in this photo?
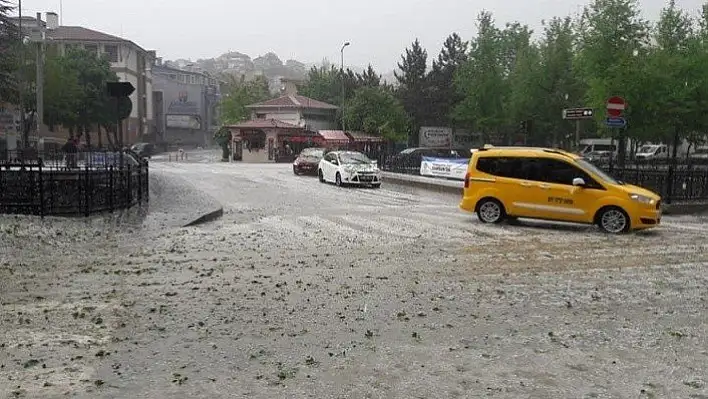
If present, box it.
[419,156,469,180]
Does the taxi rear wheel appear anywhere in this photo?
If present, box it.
[596,206,630,234]
[476,198,505,224]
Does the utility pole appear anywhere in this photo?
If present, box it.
[340,41,350,132]
[18,0,25,149]
[35,12,44,147]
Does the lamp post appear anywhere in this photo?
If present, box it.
[340,41,350,132]
[17,0,25,150]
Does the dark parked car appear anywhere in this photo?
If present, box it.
[386,147,471,173]
[130,142,156,159]
[293,147,325,175]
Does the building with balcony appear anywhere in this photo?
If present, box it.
[151,60,222,148]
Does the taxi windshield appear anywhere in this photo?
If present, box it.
[576,158,619,185]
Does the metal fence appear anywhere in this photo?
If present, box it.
[0,149,149,216]
[371,145,708,203]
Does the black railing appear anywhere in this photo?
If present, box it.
[0,149,149,216]
[372,146,708,203]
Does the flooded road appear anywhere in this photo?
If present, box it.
[1,158,707,398]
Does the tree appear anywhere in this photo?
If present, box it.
[574,0,649,157]
[342,86,410,142]
[536,17,580,146]
[427,33,468,126]
[0,0,18,102]
[220,75,270,124]
[356,65,381,87]
[395,39,431,144]
[298,64,360,107]
[641,0,706,155]
[42,54,82,133]
[498,22,539,143]
[213,125,231,161]
[454,12,506,142]
[60,49,118,146]
[298,65,340,105]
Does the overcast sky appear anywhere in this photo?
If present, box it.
[11,0,705,71]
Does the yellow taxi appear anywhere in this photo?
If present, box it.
[459,146,662,233]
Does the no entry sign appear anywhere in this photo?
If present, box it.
[606,96,626,117]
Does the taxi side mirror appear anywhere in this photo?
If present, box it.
[572,177,586,187]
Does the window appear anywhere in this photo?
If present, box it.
[339,152,371,164]
[537,158,604,189]
[242,130,266,151]
[84,44,98,55]
[576,158,618,185]
[475,156,525,179]
[476,156,604,188]
[324,153,338,163]
[103,45,119,62]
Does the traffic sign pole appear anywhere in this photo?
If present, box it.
[561,107,594,151]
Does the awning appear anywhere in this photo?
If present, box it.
[318,130,350,143]
[346,131,384,142]
[284,135,323,143]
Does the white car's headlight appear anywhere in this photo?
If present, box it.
[629,193,655,204]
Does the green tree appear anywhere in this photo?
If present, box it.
[395,39,430,143]
[61,48,119,147]
[428,33,468,126]
[454,12,506,142]
[536,17,581,146]
[298,63,359,107]
[220,75,270,124]
[42,54,82,133]
[213,125,231,161]
[575,0,649,155]
[356,65,380,87]
[342,86,410,142]
[641,0,705,155]
[499,22,540,143]
[0,0,18,102]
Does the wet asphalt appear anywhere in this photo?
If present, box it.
[1,151,707,398]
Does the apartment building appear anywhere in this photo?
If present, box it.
[11,12,155,145]
[151,60,221,148]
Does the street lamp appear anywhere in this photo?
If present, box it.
[340,42,350,72]
[340,42,350,132]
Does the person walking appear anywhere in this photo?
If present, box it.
[62,137,78,169]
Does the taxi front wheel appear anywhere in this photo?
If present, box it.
[476,198,505,224]
[597,206,630,234]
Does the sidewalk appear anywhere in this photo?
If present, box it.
[381,171,708,215]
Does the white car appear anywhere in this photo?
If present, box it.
[318,150,382,188]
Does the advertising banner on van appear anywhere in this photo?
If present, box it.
[420,156,469,180]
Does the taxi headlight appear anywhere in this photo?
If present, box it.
[629,193,655,205]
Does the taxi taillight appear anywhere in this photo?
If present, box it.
[464,172,470,188]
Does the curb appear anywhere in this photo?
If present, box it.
[661,202,708,215]
[382,172,462,195]
[183,207,224,227]
[382,172,708,216]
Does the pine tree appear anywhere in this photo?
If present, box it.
[428,33,468,126]
[356,65,380,87]
[395,39,429,144]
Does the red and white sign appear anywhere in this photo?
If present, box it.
[606,96,626,117]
